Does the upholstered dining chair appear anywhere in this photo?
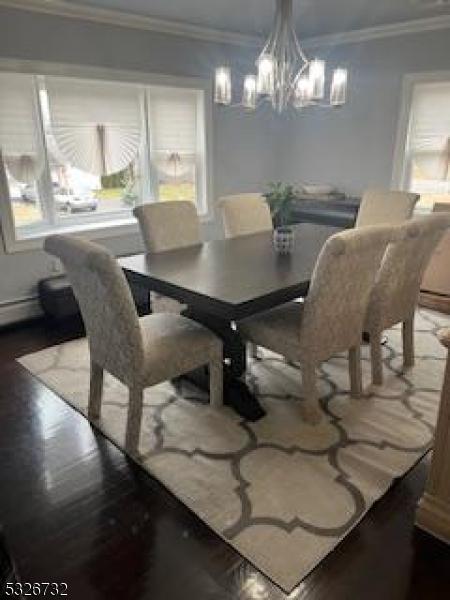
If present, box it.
[44,234,223,455]
[365,214,450,385]
[239,225,395,423]
[355,189,420,228]
[133,200,201,313]
[219,193,273,239]
[133,200,201,252]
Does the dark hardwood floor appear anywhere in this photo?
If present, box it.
[0,318,449,600]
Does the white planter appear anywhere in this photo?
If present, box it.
[273,227,295,254]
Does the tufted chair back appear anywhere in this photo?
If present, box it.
[366,214,450,332]
[219,193,272,239]
[300,225,396,362]
[355,189,419,228]
[44,235,142,385]
[133,201,201,253]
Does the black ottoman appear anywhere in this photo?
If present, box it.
[39,274,151,321]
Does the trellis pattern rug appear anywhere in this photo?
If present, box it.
[19,309,449,592]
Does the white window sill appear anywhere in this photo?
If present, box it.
[3,213,214,254]
[4,217,140,253]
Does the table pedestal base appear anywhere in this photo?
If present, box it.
[178,308,266,421]
[178,365,265,421]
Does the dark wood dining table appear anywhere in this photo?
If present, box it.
[119,223,340,420]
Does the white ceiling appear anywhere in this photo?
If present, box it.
[69,0,450,37]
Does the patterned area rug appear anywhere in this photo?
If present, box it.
[19,309,449,593]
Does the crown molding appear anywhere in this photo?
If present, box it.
[1,0,450,49]
[303,14,450,48]
[0,0,261,47]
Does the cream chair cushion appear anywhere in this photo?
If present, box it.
[219,193,273,239]
[140,313,222,385]
[355,189,419,228]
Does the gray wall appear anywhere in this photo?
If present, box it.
[1,6,450,317]
[278,28,450,196]
[0,6,280,309]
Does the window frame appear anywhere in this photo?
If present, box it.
[392,70,450,211]
[0,59,214,253]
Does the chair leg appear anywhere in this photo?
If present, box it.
[209,355,223,408]
[403,317,415,369]
[349,346,362,398]
[125,386,144,456]
[88,360,103,420]
[370,330,384,386]
[301,363,322,425]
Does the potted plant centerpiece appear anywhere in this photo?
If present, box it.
[264,182,298,254]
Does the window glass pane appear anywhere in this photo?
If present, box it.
[149,87,199,205]
[5,165,44,228]
[409,160,450,212]
[0,73,46,231]
[407,82,450,211]
[157,154,196,203]
[47,151,142,218]
[42,78,144,218]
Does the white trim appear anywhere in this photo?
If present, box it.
[0,58,209,90]
[0,296,42,327]
[0,0,260,47]
[1,0,450,48]
[4,213,214,253]
[5,219,140,253]
[392,70,450,190]
[304,15,450,48]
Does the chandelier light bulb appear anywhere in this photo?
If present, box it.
[257,54,275,95]
[214,66,232,105]
[242,74,258,109]
[330,68,348,106]
[309,59,325,100]
[294,76,313,108]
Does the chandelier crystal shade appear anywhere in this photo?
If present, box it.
[214,0,348,113]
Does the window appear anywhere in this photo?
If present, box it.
[0,74,47,230]
[149,87,199,205]
[399,80,450,212]
[0,68,210,249]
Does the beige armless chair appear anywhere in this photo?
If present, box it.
[365,214,450,385]
[133,201,201,313]
[355,189,420,228]
[44,234,223,455]
[239,225,395,423]
[219,193,272,239]
[218,193,273,360]
[134,200,200,252]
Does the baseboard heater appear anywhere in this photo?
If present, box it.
[0,297,42,328]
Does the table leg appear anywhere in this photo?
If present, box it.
[179,308,266,421]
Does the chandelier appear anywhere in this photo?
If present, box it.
[214,0,348,113]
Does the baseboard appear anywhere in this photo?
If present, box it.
[419,292,450,315]
[416,493,450,544]
[0,297,43,328]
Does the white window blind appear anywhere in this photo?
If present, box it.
[149,87,198,177]
[45,77,144,176]
[409,82,450,181]
[0,73,44,184]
